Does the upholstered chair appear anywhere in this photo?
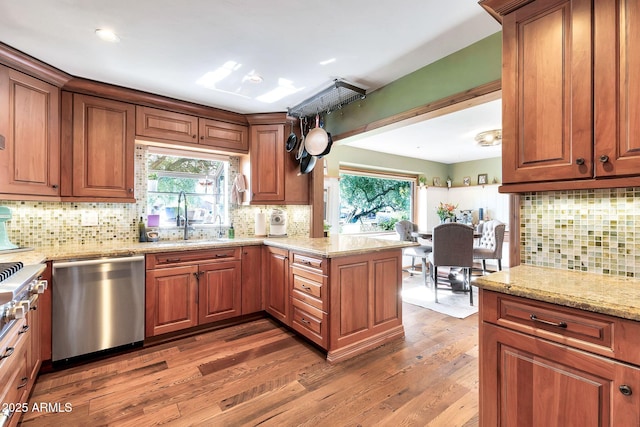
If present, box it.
[427,223,474,305]
[395,220,432,285]
[473,220,506,273]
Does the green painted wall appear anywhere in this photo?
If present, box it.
[448,157,502,187]
[325,32,502,135]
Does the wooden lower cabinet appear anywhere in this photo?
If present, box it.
[263,246,290,324]
[198,260,241,324]
[0,317,29,427]
[145,247,252,338]
[263,247,404,362]
[241,246,263,314]
[145,265,199,337]
[480,291,640,426]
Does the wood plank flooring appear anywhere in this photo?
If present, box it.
[19,301,479,426]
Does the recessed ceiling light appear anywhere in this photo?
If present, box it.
[319,58,336,66]
[244,71,263,84]
[95,29,120,43]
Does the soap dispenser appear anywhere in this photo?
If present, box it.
[228,223,235,239]
[138,217,147,242]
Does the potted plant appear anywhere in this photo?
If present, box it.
[148,173,159,191]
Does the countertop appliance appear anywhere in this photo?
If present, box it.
[52,255,145,362]
[269,209,287,237]
[0,206,18,251]
[0,262,47,342]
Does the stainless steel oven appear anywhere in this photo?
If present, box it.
[0,262,47,343]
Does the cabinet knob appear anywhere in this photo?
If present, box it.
[192,134,197,139]
[619,385,633,396]
[599,154,610,163]
[128,188,134,193]
[200,136,204,140]
[575,158,585,166]
[52,184,59,189]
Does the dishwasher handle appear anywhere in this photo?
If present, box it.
[53,255,145,269]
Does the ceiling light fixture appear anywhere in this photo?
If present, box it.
[95,29,120,43]
[244,71,263,84]
[475,129,502,147]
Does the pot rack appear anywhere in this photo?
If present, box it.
[288,79,366,119]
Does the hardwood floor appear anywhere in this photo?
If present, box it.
[20,303,479,426]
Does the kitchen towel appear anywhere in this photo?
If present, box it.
[255,212,266,236]
[231,174,246,205]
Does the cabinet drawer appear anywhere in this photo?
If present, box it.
[290,297,328,349]
[291,252,325,274]
[0,324,28,419]
[482,291,640,365]
[147,248,241,268]
[291,270,327,312]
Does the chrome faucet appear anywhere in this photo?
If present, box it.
[177,191,191,240]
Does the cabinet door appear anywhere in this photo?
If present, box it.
[135,105,198,144]
[481,323,640,426]
[198,260,242,324]
[263,246,289,325]
[71,93,135,198]
[241,245,263,314]
[199,118,248,152]
[145,265,198,337]
[26,297,41,384]
[250,124,285,203]
[594,0,640,176]
[502,0,593,183]
[0,66,60,196]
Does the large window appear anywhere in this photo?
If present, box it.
[339,169,414,234]
[146,148,229,227]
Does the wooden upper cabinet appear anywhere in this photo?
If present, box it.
[488,0,640,189]
[594,0,640,177]
[0,66,60,197]
[250,124,285,203]
[501,0,593,184]
[64,92,135,199]
[136,106,249,153]
[199,118,248,152]
[249,123,309,205]
[136,106,198,144]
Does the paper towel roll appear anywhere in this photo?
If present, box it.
[255,212,266,236]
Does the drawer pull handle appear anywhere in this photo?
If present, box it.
[300,317,310,325]
[165,258,182,263]
[301,285,312,291]
[301,261,313,266]
[17,377,28,389]
[215,254,230,258]
[18,325,30,334]
[619,385,633,396]
[530,314,567,328]
[0,346,14,360]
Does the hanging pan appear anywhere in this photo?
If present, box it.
[316,132,333,158]
[298,152,317,175]
[296,117,307,160]
[285,121,298,152]
[304,114,329,156]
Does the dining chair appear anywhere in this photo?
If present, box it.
[395,220,432,285]
[427,222,474,305]
[473,220,506,273]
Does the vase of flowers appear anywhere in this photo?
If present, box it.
[436,202,457,223]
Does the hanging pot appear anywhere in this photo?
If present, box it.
[285,121,297,152]
[299,152,317,175]
[304,114,329,156]
[316,132,333,158]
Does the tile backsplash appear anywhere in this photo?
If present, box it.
[0,145,310,249]
[520,188,640,277]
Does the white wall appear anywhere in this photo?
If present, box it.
[416,184,509,232]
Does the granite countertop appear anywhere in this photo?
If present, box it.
[0,235,415,264]
[474,265,640,322]
[262,235,416,257]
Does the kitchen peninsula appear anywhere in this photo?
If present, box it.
[0,235,413,367]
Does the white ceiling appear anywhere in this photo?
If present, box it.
[342,98,503,164]
[0,0,501,162]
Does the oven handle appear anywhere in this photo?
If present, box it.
[53,255,145,269]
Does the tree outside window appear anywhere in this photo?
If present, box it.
[339,173,412,233]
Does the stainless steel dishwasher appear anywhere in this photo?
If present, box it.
[52,255,145,362]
